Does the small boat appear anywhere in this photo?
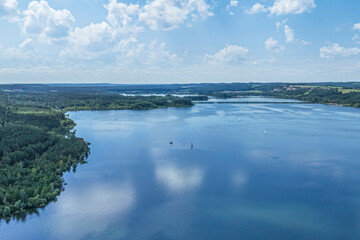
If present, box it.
[191,142,194,150]
[169,139,173,145]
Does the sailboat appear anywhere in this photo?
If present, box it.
[191,142,194,150]
[264,129,267,135]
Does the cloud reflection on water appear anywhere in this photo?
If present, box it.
[231,170,248,188]
[156,164,204,194]
[150,147,204,194]
[51,182,136,239]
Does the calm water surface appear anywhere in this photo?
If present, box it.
[1,98,360,240]
[205,96,302,102]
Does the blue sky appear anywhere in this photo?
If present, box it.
[0,0,359,84]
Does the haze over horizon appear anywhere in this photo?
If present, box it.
[0,0,360,84]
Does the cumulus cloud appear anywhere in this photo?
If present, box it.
[228,0,238,8]
[0,0,18,18]
[245,3,266,14]
[62,22,177,66]
[284,25,294,42]
[275,18,287,31]
[0,39,36,61]
[226,0,238,15]
[320,43,360,59]
[353,34,360,45]
[265,37,284,53]
[354,23,360,31]
[23,0,75,41]
[104,0,142,35]
[142,40,178,65]
[1,0,212,66]
[269,0,316,15]
[1,0,207,71]
[276,20,306,44]
[0,0,16,11]
[204,44,249,65]
[52,0,179,67]
[246,0,316,15]
[60,22,115,59]
[115,39,178,65]
[301,40,311,45]
[60,0,143,60]
[0,47,29,60]
[139,0,213,31]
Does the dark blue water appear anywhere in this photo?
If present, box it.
[1,99,360,240]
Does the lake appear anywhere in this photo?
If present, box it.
[1,98,360,240]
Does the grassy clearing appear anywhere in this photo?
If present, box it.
[238,90,262,93]
[339,89,360,93]
[290,85,360,94]
[290,85,341,89]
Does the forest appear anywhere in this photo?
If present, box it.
[0,92,194,111]
[0,104,90,220]
[0,92,193,220]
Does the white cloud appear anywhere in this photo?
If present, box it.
[116,39,178,65]
[62,23,177,66]
[226,0,238,15]
[139,0,213,31]
[61,0,142,60]
[1,0,213,69]
[276,19,287,31]
[353,34,360,45]
[104,0,142,35]
[23,0,75,41]
[265,37,284,53]
[60,22,115,59]
[245,3,266,14]
[142,40,178,65]
[246,0,316,15]
[0,0,16,10]
[320,43,360,59]
[0,0,17,18]
[229,0,238,7]
[354,23,360,31]
[301,40,311,45]
[269,0,316,15]
[204,44,249,65]
[0,39,35,61]
[0,47,29,60]
[277,21,306,44]
[58,0,179,65]
[284,25,294,42]
[19,38,33,49]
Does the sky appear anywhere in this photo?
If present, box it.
[0,0,359,84]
